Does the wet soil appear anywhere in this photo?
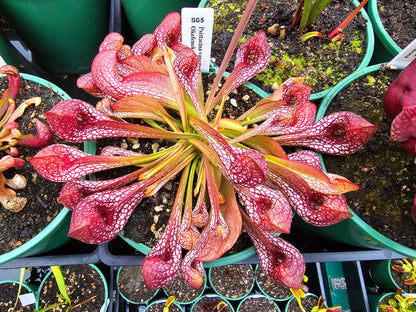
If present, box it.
[163,270,205,304]
[286,294,319,312]
[0,282,33,311]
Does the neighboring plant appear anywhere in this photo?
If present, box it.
[292,0,369,42]
[392,258,416,286]
[201,299,228,312]
[164,296,175,312]
[35,266,72,312]
[291,277,342,312]
[0,65,53,211]
[383,58,416,225]
[379,289,416,312]
[30,0,377,291]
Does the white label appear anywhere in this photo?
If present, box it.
[181,7,214,73]
[0,55,6,67]
[388,37,416,69]
[19,293,36,306]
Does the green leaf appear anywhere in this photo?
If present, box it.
[306,0,332,27]
[50,266,71,306]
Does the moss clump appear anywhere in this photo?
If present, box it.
[207,0,368,95]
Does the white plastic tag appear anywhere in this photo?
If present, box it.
[181,7,214,73]
[388,37,416,69]
[19,293,36,306]
[0,55,6,67]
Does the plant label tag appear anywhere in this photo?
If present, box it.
[388,37,416,69]
[181,7,214,73]
[0,55,6,67]
[19,293,36,306]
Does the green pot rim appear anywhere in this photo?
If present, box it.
[0,72,71,264]
[368,0,402,56]
[36,264,109,311]
[208,264,255,301]
[254,264,294,302]
[198,0,375,102]
[0,279,38,296]
[144,299,184,312]
[116,266,159,305]
[318,64,416,258]
[191,294,235,312]
[237,294,281,312]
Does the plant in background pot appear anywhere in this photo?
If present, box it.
[191,294,234,312]
[368,258,416,294]
[200,0,374,101]
[36,264,108,312]
[370,289,416,312]
[30,0,377,293]
[0,65,74,263]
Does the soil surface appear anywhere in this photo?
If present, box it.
[37,265,106,312]
[163,270,205,304]
[210,264,255,299]
[323,65,416,250]
[377,0,416,50]
[256,265,293,300]
[238,296,279,312]
[206,0,368,95]
[117,266,157,304]
[286,294,319,312]
[0,76,73,254]
[0,282,33,311]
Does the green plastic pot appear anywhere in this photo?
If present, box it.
[368,260,401,293]
[367,259,416,294]
[191,294,235,312]
[198,0,375,102]
[237,294,281,312]
[368,0,401,59]
[121,0,200,38]
[144,299,184,312]
[0,0,110,74]
[292,64,416,259]
[117,266,159,305]
[0,35,18,67]
[0,72,72,265]
[36,264,109,311]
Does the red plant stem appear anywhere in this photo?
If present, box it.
[205,0,259,110]
[328,0,368,38]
